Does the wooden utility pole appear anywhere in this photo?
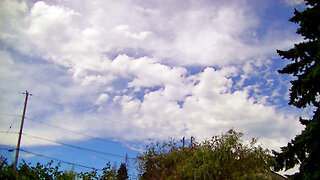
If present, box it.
[125,153,128,166]
[13,91,29,171]
[125,153,129,171]
[190,136,194,147]
[182,137,185,148]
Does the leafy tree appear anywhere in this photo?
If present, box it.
[138,129,277,180]
[59,168,77,180]
[0,156,19,179]
[0,157,78,180]
[273,0,320,179]
[78,168,98,180]
[116,163,128,180]
[100,162,117,180]
[0,156,134,180]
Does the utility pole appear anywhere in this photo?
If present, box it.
[182,137,185,148]
[125,153,129,171]
[190,136,194,147]
[125,153,128,166]
[13,91,30,171]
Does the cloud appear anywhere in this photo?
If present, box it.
[20,152,36,159]
[110,55,188,90]
[285,0,305,6]
[1,0,297,68]
[113,24,152,40]
[111,66,301,150]
[95,93,109,105]
[0,0,305,152]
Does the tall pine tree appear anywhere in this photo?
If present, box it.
[116,163,128,180]
[273,0,320,179]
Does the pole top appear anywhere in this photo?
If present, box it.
[22,90,32,96]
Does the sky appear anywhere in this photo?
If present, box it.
[0,0,310,177]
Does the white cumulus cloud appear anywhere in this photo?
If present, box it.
[0,0,305,153]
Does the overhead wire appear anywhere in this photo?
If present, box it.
[25,117,119,145]
[0,113,146,150]
[7,91,159,143]
[22,133,135,160]
[0,147,138,177]
[0,147,15,152]
[31,94,72,111]
[0,127,139,163]
[0,113,21,118]
[2,92,148,133]
[0,87,22,93]
[0,113,21,143]
[30,93,149,132]
[0,147,101,171]
[0,136,139,177]
[24,116,147,151]
[0,131,19,134]
[0,89,22,103]
[1,113,147,153]
[0,95,144,178]
[19,149,101,171]
[0,131,135,166]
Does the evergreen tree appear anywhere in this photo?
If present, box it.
[116,163,128,180]
[273,0,320,179]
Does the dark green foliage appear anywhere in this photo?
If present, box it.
[78,169,98,180]
[0,157,77,180]
[0,156,129,180]
[138,129,276,180]
[0,156,17,180]
[116,163,128,180]
[100,162,117,180]
[274,0,320,179]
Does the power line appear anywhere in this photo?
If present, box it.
[25,116,147,151]
[2,113,147,151]
[2,91,154,134]
[0,113,20,143]
[30,93,148,131]
[0,132,135,161]
[19,149,101,171]
[31,94,73,111]
[24,117,120,145]
[0,147,15,153]
[0,131,19,134]
[0,87,21,93]
[22,133,135,160]
[31,94,143,133]
[3,112,146,135]
[0,131,136,161]
[33,95,143,129]
[1,147,138,179]
[0,132,136,166]
[0,147,138,178]
[1,112,155,144]
[0,113,22,118]
[22,133,126,164]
